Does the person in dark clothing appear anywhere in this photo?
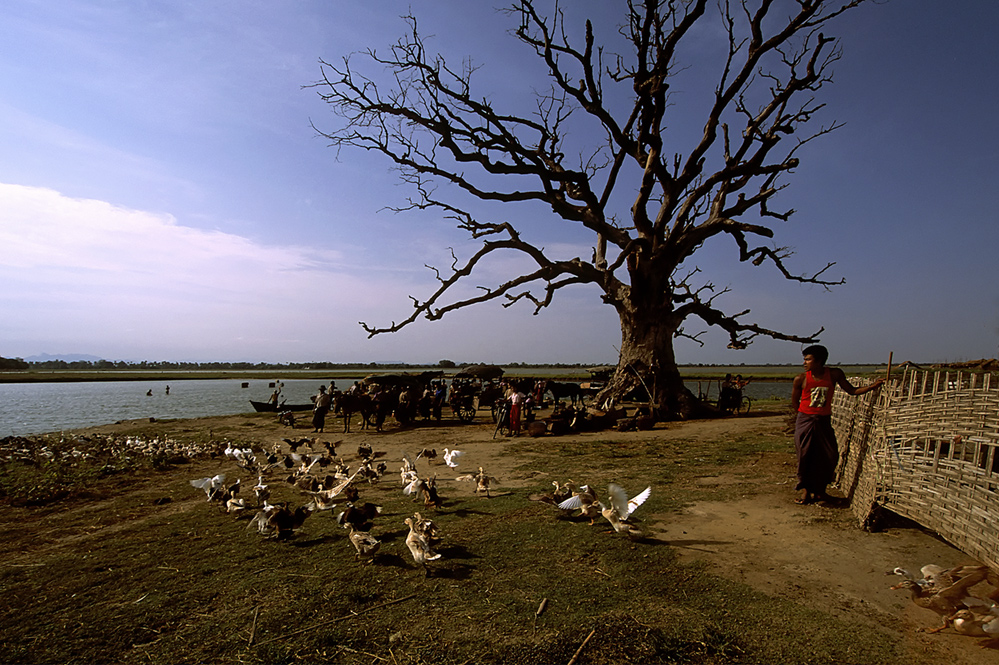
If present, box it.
[312,385,332,433]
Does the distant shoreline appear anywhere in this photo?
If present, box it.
[0,365,891,384]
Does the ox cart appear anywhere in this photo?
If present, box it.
[716,386,751,415]
[694,378,752,416]
[448,380,479,422]
[450,364,507,423]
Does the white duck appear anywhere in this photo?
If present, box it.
[253,480,270,507]
[557,484,600,523]
[189,474,226,501]
[600,484,652,539]
[400,455,420,486]
[443,448,463,469]
[404,516,442,575]
[226,445,256,470]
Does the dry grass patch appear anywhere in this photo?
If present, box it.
[0,414,913,664]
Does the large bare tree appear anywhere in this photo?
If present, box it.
[312,0,869,418]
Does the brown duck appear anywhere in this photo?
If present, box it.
[892,565,989,631]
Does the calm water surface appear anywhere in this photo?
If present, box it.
[0,378,367,437]
[0,377,791,437]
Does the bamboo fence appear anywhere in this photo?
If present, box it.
[833,369,999,569]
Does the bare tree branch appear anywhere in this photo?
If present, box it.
[313,0,872,412]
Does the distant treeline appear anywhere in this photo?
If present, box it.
[0,357,596,372]
[0,357,29,370]
[1,356,893,374]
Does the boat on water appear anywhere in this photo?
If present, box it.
[249,399,313,412]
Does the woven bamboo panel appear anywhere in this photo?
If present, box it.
[833,369,999,569]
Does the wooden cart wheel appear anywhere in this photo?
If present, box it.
[457,404,477,422]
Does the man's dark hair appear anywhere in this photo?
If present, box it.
[802,345,829,364]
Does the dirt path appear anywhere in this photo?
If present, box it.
[635,418,996,665]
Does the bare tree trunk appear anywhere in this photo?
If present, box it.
[596,303,704,420]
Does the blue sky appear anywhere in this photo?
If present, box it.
[1,0,996,366]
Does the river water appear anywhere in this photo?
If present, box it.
[0,377,792,437]
[0,378,366,437]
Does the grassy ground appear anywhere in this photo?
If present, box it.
[0,406,908,664]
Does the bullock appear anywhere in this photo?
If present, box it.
[543,380,585,406]
[332,391,374,433]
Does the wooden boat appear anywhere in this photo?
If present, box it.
[249,399,313,413]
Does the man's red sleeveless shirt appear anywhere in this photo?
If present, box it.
[798,370,834,416]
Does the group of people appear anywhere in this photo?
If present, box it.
[306,379,452,433]
[718,373,750,412]
[301,375,546,436]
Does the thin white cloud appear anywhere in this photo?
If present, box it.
[0,183,320,275]
[0,183,421,360]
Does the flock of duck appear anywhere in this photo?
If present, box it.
[529,480,652,539]
[2,433,217,466]
[889,563,999,646]
[27,431,997,642]
[187,437,654,576]
[188,435,999,644]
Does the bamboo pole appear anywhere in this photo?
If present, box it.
[566,628,596,665]
[248,606,260,646]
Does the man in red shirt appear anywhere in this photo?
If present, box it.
[791,345,883,504]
